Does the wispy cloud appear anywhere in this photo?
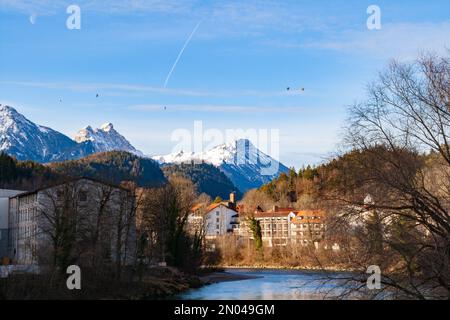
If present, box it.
[266,22,450,60]
[0,81,302,98]
[129,103,315,114]
[0,0,193,15]
[0,0,339,36]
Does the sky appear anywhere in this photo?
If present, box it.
[0,0,449,169]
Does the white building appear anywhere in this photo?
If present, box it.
[203,203,239,238]
[0,189,25,263]
[188,193,239,239]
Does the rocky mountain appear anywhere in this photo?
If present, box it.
[153,139,289,192]
[74,123,143,156]
[0,105,142,163]
[0,105,95,162]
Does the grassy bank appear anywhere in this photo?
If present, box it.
[208,265,356,273]
[0,267,203,300]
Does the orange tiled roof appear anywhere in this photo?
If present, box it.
[292,210,325,224]
[191,203,206,212]
[254,212,293,218]
[270,207,295,213]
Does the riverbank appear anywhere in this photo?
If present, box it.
[0,266,203,300]
[209,265,356,273]
[199,271,262,285]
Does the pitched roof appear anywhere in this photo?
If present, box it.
[206,202,237,213]
[254,212,293,218]
[270,207,295,213]
[13,177,130,198]
[191,203,206,212]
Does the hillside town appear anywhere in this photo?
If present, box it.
[188,194,327,249]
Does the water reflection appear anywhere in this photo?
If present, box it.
[177,269,354,300]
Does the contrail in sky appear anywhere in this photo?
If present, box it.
[164,21,202,88]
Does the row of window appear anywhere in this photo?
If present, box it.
[261,223,289,230]
[258,217,288,221]
[293,223,323,229]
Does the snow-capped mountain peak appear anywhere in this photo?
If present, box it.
[153,138,288,192]
[1,105,144,162]
[0,105,86,162]
[74,123,143,156]
[153,139,273,166]
[100,122,113,132]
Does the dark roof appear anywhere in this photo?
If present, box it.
[13,177,130,198]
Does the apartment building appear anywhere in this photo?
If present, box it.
[251,206,326,247]
[188,193,239,239]
[8,178,135,266]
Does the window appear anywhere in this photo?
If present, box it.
[216,218,220,223]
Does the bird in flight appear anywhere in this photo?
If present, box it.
[287,87,305,92]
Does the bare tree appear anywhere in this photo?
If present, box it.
[331,52,450,299]
[139,175,205,271]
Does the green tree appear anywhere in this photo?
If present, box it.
[248,218,263,258]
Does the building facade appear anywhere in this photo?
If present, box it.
[8,178,135,266]
[249,207,326,247]
[188,193,239,239]
[0,189,25,263]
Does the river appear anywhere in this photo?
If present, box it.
[176,269,356,300]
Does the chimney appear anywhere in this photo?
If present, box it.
[273,205,279,212]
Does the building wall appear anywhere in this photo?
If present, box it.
[253,212,325,248]
[0,189,25,261]
[0,198,9,260]
[8,179,135,266]
[204,205,237,238]
[255,213,295,247]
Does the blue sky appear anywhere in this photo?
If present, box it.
[1,0,449,168]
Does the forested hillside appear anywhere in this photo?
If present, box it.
[162,162,242,199]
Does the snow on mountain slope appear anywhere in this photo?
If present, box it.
[0,105,142,162]
[74,123,143,156]
[153,139,289,192]
[0,105,89,162]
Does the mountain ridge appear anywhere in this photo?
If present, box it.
[153,139,289,192]
[0,105,143,163]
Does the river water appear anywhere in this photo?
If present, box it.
[177,269,356,300]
